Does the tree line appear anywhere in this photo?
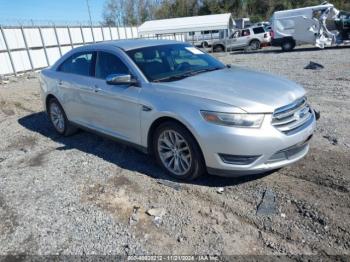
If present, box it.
[102,0,350,26]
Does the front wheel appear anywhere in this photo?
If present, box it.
[213,45,224,52]
[153,122,205,180]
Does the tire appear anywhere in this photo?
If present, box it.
[249,40,261,50]
[153,121,205,181]
[201,41,209,48]
[281,40,295,52]
[48,98,78,136]
[213,45,224,52]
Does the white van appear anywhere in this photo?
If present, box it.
[271,3,349,51]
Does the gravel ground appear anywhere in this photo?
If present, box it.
[0,46,349,257]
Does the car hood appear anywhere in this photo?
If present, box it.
[154,67,306,113]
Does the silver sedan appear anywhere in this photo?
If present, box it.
[40,39,316,180]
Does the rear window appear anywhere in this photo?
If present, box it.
[58,52,94,77]
[253,27,266,34]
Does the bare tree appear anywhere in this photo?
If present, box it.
[102,0,118,26]
[103,0,156,26]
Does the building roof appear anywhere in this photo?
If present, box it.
[138,13,234,35]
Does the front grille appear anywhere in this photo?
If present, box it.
[267,135,312,163]
[272,97,313,135]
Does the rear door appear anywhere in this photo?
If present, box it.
[56,51,96,124]
[235,29,252,47]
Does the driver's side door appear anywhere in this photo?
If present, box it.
[227,31,240,49]
[86,51,142,144]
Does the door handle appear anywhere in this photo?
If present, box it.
[58,80,63,86]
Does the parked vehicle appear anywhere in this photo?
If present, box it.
[271,3,350,51]
[185,30,222,48]
[213,26,271,52]
[235,18,252,29]
[40,39,316,180]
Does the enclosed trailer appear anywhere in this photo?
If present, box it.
[138,13,235,47]
[270,3,350,51]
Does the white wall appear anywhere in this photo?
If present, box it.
[0,26,138,76]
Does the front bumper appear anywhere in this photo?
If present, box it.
[196,112,316,177]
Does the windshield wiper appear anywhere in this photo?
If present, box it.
[152,67,223,83]
[190,67,223,76]
[153,73,193,83]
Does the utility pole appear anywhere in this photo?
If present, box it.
[86,0,93,27]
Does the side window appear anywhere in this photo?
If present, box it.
[242,29,251,36]
[95,52,129,79]
[253,27,265,34]
[58,52,94,76]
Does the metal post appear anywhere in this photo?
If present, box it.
[91,25,95,43]
[131,26,134,39]
[67,26,74,48]
[53,26,62,56]
[21,26,34,71]
[109,26,113,40]
[38,26,50,66]
[101,26,105,41]
[0,26,16,76]
[116,25,120,40]
[80,26,86,44]
[124,25,127,39]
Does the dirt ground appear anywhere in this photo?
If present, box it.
[0,46,349,257]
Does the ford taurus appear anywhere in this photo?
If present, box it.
[40,39,316,180]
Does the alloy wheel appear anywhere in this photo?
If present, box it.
[50,102,65,133]
[157,130,192,176]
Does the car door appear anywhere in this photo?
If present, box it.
[55,51,96,124]
[226,31,240,50]
[235,29,252,48]
[86,51,142,144]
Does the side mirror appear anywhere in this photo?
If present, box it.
[106,74,138,86]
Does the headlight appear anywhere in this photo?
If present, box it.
[201,111,264,128]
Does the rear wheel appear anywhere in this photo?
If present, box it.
[249,40,261,50]
[281,39,295,52]
[48,98,78,136]
[153,122,205,180]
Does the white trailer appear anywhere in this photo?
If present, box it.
[270,3,350,51]
[138,13,235,47]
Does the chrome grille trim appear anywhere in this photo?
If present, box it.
[272,97,313,135]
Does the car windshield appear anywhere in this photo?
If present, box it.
[126,44,225,82]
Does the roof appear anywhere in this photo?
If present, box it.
[51,39,185,69]
[138,13,234,35]
[273,3,334,19]
[81,39,184,51]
